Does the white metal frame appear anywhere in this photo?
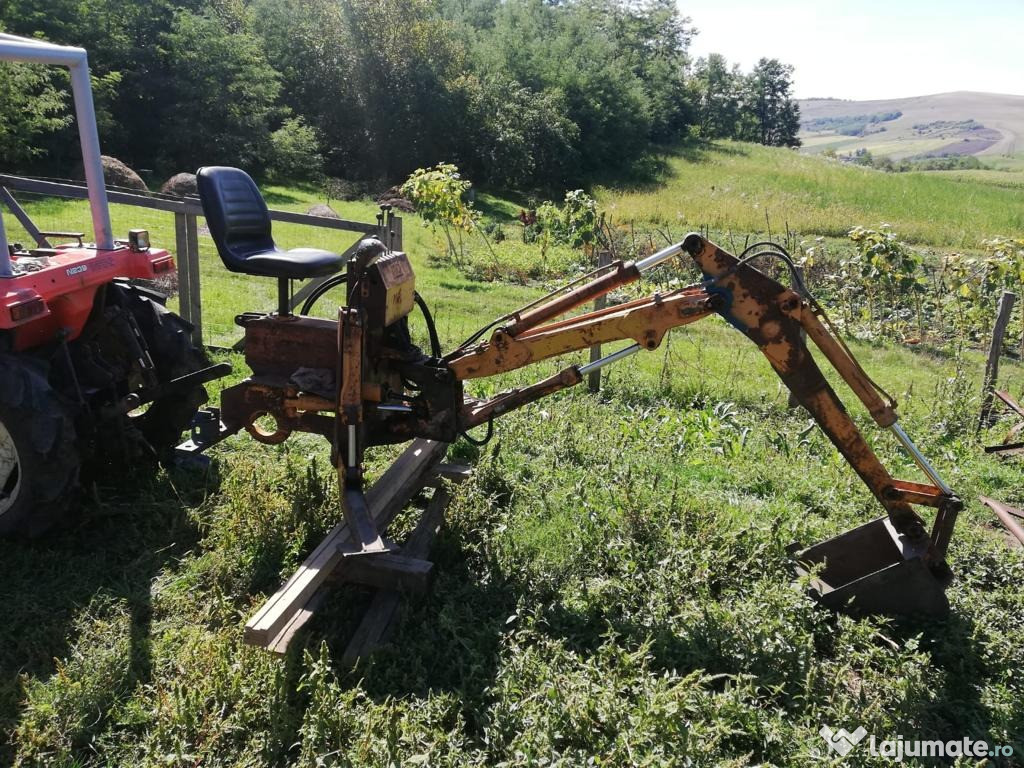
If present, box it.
[0,32,114,276]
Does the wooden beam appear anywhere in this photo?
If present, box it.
[425,463,473,487]
[244,438,448,651]
[0,174,379,233]
[262,207,377,235]
[341,486,452,665]
[338,553,434,593]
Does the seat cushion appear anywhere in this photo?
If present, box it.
[243,247,343,279]
[197,166,344,279]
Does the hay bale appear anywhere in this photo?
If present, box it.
[159,172,197,196]
[374,186,414,213]
[100,156,147,192]
[306,203,340,219]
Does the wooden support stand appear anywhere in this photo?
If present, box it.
[342,485,452,665]
[243,440,472,657]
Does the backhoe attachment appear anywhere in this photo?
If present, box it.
[449,233,960,614]
[681,234,959,614]
[198,193,959,614]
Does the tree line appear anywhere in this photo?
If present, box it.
[0,0,800,191]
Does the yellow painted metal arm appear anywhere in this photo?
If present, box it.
[448,287,718,379]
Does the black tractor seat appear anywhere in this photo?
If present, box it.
[196,166,343,314]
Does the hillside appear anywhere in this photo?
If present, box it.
[798,91,1024,163]
[597,140,1024,247]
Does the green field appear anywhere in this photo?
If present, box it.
[2,144,1023,766]
[596,141,1024,248]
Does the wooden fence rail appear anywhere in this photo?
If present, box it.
[0,174,399,345]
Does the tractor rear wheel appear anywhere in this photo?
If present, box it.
[0,356,79,536]
[112,281,210,460]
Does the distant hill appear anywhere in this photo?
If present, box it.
[797,92,1024,162]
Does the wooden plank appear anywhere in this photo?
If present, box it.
[0,187,49,247]
[185,213,202,344]
[0,174,378,232]
[266,590,325,655]
[436,463,473,483]
[338,553,434,593]
[266,207,378,234]
[342,487,451,666]
[174,213,192,327]
[979,291,1017,429]
[424,463,473,487]
[243,438,448,649]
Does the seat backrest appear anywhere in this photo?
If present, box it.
[196,166,275,272]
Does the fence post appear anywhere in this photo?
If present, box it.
[588,250,612,393]
[174,212,192,329]
[979,290,1017,430]
[184,213,203,345]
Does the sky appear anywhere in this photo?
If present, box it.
[682,0,1024,100]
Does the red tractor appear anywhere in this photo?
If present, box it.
[0,34,225,534]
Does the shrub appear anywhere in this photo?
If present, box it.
[268,117,323,182]
[401,163,484,267]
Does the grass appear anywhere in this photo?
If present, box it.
[597,141,1024,248]
[2,145,1024,765]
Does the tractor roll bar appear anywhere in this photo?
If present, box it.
[0,33,114,267]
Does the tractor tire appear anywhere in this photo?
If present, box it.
[0,355,79,536]
[110,281,210,460]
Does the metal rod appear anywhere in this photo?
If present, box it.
[347,425,357,468]
[0,187,49,247]
[635,242,683,272]
[889,423,953,495]
[979,496,1024,546]
[0,35,113,249]
[0,201,10,277]
[377,404,413,413]
[577,343,641,376]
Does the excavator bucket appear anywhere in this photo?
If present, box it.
[790,516,953,616]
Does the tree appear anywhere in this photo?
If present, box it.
[157,9,282,172]
[268,117,323,182]
[740,58,801,148]
[448,73,578,189]
[690,54,741,139]
[0,61,69,169]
